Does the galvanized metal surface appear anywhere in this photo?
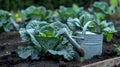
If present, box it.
[74,33,103,59]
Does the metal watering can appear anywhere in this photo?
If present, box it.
[58,21,103,59]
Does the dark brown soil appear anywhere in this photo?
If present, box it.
[0,31,120,67]
[0,32,26,57]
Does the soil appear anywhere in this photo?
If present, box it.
[0,31,120,67]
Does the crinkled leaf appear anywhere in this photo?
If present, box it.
[0,17,7,27]
[39,21,71,35]
[48,44,74,60]
[26,29,41,48]
[31,49,40,60]
[26,20,48,29]
[18,46,33,59]
[100,21,109,28]
[35,35,60,51]
[19,28,31,43]
[95,13,106,20]
[89,1,115,19]
[79,11,95,26]
[45,10,53,21]
[51,21,72,35]
[39,24,55,34]
[100,21,116,42]
[3,22,13,32]
[0,10,15,32]
[23,6,36,15]
[0,10,9,16]
[58,6,76,22]
[18,46,40,60]
[67,18,81,31]
[107,6,115,15]
[22,6,52,21]
[9,17,19,30]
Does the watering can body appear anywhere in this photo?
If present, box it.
[74,31,103,59]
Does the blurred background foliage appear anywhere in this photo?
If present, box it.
[0,0,100,11]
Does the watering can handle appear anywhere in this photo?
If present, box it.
[58,28,84,57]
[82,21,101,34]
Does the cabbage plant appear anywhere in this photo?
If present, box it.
[0,10,19,32]
[18,20,75,60]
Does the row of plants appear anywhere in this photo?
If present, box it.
[0,2,117,61]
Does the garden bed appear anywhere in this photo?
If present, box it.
[0,31,120,67]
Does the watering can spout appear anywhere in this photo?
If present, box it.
[58,28,84,57]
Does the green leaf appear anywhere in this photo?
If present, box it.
[106,33,113,42]
[107,6,115,15]
[18,46,40,60]
[67,18,81,31]
[18,46,33,59]
[39,21,71,35]
[26,20,48,29]
[31,49,40,60]
[35,36,60,51]
[3,22,13,32]
[23,6,36,15]
[96,13,105,20]
[26,29,41,48]
[79,11,95,26]
[45,10,53,21]
[58,6,76,22]
[0,10,9,16]
[40,31,56,37]
[100,21,116,42]
[110,0,118,8]
[22,6,53,21]
[39,24,55,34]
[0,17,7,27]
[9,17,19,30]
[51,21,72,35]
[0,10,16,32]
[48,44,74,60]
[89,2,115,19]
[101,21,109,27]
[117,7,120,13]
[116,46,120,55]
[72,4,79,12]
[19,28,31,43]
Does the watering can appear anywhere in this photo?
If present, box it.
[58,21,103,59]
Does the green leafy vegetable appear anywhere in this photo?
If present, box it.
[18,21,74,60]
[67,18,81,31]
[55,5,83,23]
[0,10,19,32]
[114,44,120,55]
[89,2,115,20]
[67,13,96,32]
[100,21,116,42]
[21,6,53,22]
